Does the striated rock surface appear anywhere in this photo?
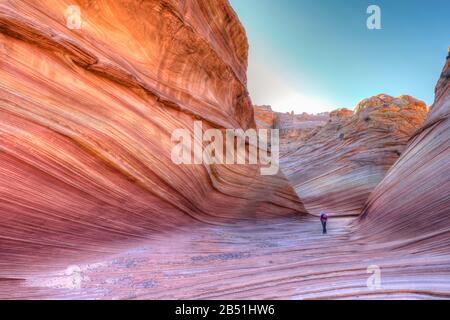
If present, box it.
[0,0,448,300]
[0,0,305,278]
[330,108,353,120]
[5,215,449,299]
[358,52,450,242]
[280,94,428,216]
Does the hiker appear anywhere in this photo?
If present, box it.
[320,211,328,234]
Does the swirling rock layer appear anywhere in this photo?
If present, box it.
[280,95,428,216]
[0,0,305,278]
[4,216,449,299]
[0,0,448,300]
[358,53,450,242]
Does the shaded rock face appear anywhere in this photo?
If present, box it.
[0,0,305,275]
[358,54,450,242]
[279,94,428,216]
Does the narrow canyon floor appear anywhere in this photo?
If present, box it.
[6,216,450,300]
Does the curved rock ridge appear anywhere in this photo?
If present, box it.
[280,94,428,217]
[357,52,450,243]
[0,0,305,276]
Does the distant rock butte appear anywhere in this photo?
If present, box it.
[330,108,353,120]
[253,105,277,129]
[258,94,428,216]
[253,106,330,153]
[358,53,450,243]
[0,0,305,275]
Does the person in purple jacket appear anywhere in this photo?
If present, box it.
[320,211,328,234]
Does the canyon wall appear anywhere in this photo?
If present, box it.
[0,0,305,276]
[358,53,450,243]
[274,95,428,216]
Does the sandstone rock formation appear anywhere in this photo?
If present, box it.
[330,108,353,120]
[275,111,330,153]
[280,95,428,216]
[0,0,448,300]
[253,106,329,153]
[358,52,450,242]
[253,105,276,129]
[0,0,305,278]
[7,215,450,299]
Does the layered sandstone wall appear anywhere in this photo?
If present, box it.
[0,0,305,275]
[357,53,450,242]
[279,95,428,216]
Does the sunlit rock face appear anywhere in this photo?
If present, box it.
[329,108,353,120]
[0,0,305,276]
[358,54,450,242]
[280,94,428,216]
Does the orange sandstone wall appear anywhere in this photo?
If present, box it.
[358,53,450,243]
[280,95,427,216]
[0,0,305,275]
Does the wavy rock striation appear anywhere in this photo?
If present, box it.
[279,95,428,216]
[0,0,448,300]
[0,0,305,277]
[358,52,450,243]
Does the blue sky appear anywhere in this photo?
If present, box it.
[229,0,450,114]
